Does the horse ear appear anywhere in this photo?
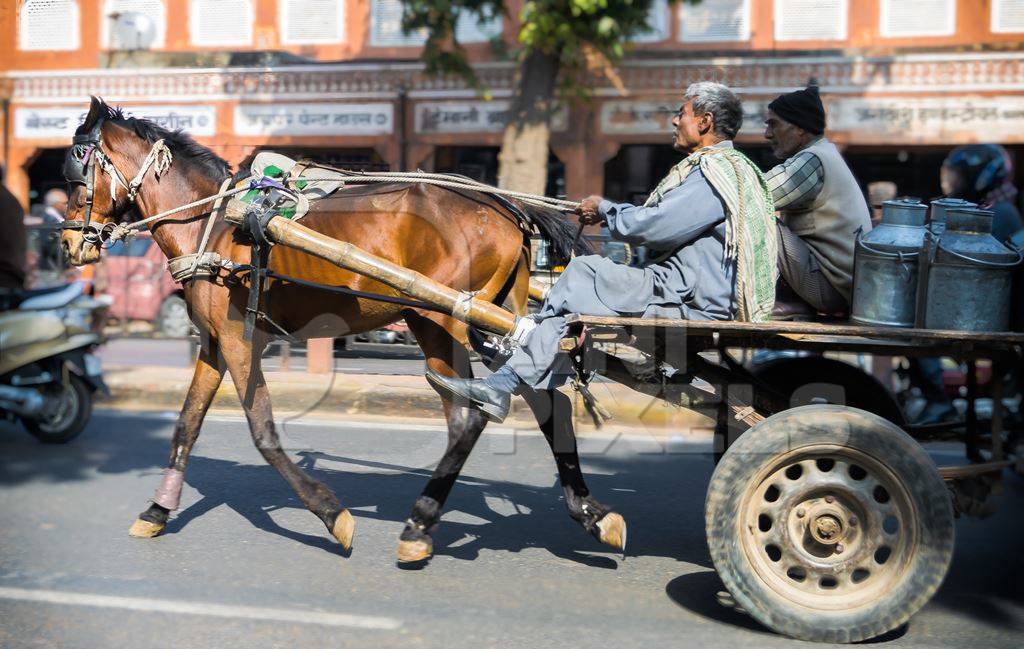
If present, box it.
[83,96,105,130]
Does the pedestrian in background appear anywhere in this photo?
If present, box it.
[941,144,1022,243]
[0,164,28,299]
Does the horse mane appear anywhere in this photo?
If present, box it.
[514,201,593,263]
[81,99,232,181]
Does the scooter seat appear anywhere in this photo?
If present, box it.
[17,282,85,310]
[0,311,66,352]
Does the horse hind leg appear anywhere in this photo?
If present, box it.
[219,332,355,552]
[521,376,626,553]
[129,341,226,538]
[396,311,489,563]
[508,256,626,551]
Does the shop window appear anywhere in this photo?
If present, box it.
[190,0,253,47]
[679,0,750,43]
[880,0,955,37]
[774,0,847,41]
[281,0,345,45]
[993,0,1024,32]
[19,0,80,51]
[631,0,670,42]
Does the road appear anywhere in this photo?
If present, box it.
[1,412,1022,648]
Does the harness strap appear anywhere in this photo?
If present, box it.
[167,252,234,282]
[185,177,234,279]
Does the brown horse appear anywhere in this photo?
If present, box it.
[61,97,626,562]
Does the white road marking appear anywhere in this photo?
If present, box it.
[0,586,402,630]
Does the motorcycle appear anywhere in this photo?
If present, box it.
[0,282,109,443]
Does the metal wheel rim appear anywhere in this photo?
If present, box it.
[738,444,918,611]
[37,381,80,434]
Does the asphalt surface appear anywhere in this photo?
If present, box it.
[1,411,1023,648]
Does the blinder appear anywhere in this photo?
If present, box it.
[62,116,104,237]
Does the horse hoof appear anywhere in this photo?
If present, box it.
[129,518,165,538]
[331,510,356,551]
[396,538,432,563]
[597,512,627,552]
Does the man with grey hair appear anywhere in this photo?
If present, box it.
[428,82,777,423]
[41,188,68,225]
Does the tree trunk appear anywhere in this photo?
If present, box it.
[497,51,560,194]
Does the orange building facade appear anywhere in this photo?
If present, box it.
[2,0,1023,209]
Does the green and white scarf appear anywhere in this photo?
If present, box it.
[644,144,778,322]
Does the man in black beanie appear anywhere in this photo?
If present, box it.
[764,85,872,318]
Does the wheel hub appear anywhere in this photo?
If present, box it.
[810,512,843,545]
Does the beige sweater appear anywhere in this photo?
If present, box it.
[778,138,872,302]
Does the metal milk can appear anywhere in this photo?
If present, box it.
[851,199,928,327]
[924,207,1023,332]
[928,198,976,237]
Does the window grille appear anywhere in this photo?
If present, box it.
[454,12,502,43]
[370,0,426,46]
[631,0,670,42]
[19,0,80,51]
[103,0,166,49]
[679,0,750,43]
[281,0,344,45]
[774,0,847,41]
[993,0,1024,32]
[190,0,253,47]
[880,0,955,37]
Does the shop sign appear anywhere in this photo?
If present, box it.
[414,101,567,134]
[600,100,770,136]
[235,103,393,136]
[828,97,1024,142]
[14,105,216,140]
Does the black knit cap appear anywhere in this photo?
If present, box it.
[768,85,826,135]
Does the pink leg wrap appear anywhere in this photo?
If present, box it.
[153,468,184,510]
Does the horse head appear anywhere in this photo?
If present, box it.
[61,96,228,266]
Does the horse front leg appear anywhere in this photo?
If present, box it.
[521,387,627,553]
[397,312,489,563]
[219,335,355,553]
[129,342,225,538]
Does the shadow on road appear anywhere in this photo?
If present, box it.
[0,414,175,486]
[158,447,715,570]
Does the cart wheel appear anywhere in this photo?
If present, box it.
[705,405,954,643]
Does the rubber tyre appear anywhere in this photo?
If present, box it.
[157,294,195,338]
[22,374,93,444]
[705,405,954,643]
[751,356,905,425]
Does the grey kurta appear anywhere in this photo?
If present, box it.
[496,166,734,391]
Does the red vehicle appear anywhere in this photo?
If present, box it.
[98,233,192,337]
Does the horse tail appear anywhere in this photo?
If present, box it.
[519,202,593,264]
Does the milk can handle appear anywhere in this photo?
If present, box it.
[855,238,920,260]
[856,230,916,281]
[935,242,1024,268]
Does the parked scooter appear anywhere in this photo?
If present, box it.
[0,282,109,443]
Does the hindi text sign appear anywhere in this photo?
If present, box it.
[235,103,394,136]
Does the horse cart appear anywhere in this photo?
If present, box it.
[246,209,1023,644]
[57,101,1022,644]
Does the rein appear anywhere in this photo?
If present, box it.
[63,128,583,289]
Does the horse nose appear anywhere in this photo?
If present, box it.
[61,238,72,260]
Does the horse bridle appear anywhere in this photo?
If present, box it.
[62,115,173,246]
